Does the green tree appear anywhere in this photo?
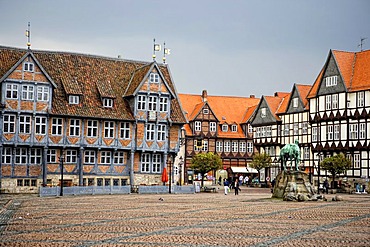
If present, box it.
[250,152,272,181]
[190,152,223,187]
[320,153,351,188]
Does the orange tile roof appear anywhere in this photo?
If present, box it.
[265,93,290,119]
[296,84,312,109]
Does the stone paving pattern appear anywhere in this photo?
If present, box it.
[0,187,369,247]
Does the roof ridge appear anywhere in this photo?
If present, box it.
[348,52,357,90]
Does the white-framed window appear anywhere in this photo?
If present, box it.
[137,95,146,110]
[141,153,150,173]
[224,141,230,152]
[69,95,79,104]
[203,108,209,114]
[148,96,157,111]
[210,122,216,132]
[332,94,338,109]
[326,95,332,110]
[47,149,57,163]
[87,120,98,138]
[104,121,114,138]
[65,150,77,163]
[248,124,253,133]
[284,124,290,136]
[23,62,34,72]
[334,124,340,140]
[202,140,208,152]
[69,119,80,137]
[349,124,358,139]
[261,108,266,118]
[149,73,159,83]
[222,124,228,132]
[84,150,95,164]
[35,116,47,135]
[302,122,308,134]
[327,125,333,140]
[325,75,337,87]
[113,151,125,164]
[312,127,318,141]
[157,124,166,141]
[261,126,266,137]
[146,123,155,141]
[239,142,246,153]
[103,98,113,108]
[359,123,366,139]
[159,97,168,112]
[37,86,49,101]
[216,141,223,152]
[265,147,270,155]
[247,142,253,153]
[6,83,18,99]
[304,147,310,159]
[270,146,276,156]
[15,147,28,164]
[231,124,237,132]
[293,123,299,135]
[195,121,201,131]
[3,114,15,133]
[51,118,63,136]
[256,127,260,138]
[2,147,12,164]
[119,122,130,139]
[266,126,272,137]
[232,141,238,152]
[100,151,111,164]
[194,140,201,151]
[293,97,298,108]
[19,116,31,134]
[358,91,364,107]
[22,85,34,100]
[152,154,161,173]
[353,154,360,168]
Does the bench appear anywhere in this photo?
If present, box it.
[202,187,216,193]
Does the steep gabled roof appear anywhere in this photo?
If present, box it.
[296,84,312,109]
[266,92,290,118]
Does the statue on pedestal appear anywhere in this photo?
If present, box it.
[280,139,300,171]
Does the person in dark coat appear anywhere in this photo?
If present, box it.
[234,179,241,195]
[323,179,329,194]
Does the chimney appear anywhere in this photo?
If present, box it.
[250,94,255,98]
[202,90,208,102]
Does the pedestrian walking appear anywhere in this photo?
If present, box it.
[323,179,329,194]
[223,179,229,195]
[234,179,241,195]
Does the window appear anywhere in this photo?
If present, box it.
[22,85,34,100]
[157,124,166,141]
[23,62,34,72]
[3,115,15,133]
[29,148,42,164]
[239,142,246,152]
[203,108,209,114]
[312,127,318,141]
[293,123,299,135]
[270,146,276,156]
[148,96,157,111]
[84,150,95,164]
[248,124,253,133]
[69,95,79,104]
[326,95,332,110]
[47,149,57,163]
[195,121,201,131]
[261,126,266,137]
[152,154,161,173]
[65,150,77,163]
[51,118,63,135]
[137,95,146,110]
[146,124,155,141]
[325,76,338,87]
[222,124,228,132]
[104,121,114,138]
[69,119,80,137]
[332,94,338,109]
[349,124,358,139]
[87,120,98,138]
[247,142,253,153]
[202,140,208,152]
[261,108,266,118]
[216,141,223,152]
[100,151,111,164]
[103,98,113,108]
[224,142,230,152]
[358,91,364,107]
[210,122,216,132]
[232,141,238,152]
[231,124,237,132]
[119,122,130,139]
[266,126,272,137]
[302,122,308,134]
[327,125,333,140]
[35,116,47,135]
[15,147,27,164]
[293,97,298,108]
[113,151,124,164]
[359,123,366,139]
[19,116,31,134]
[256,127,260,138]
[159,97,168,112]
[2,147,12,164]
[37,86,49,101]
[141,153,150,172]
[149,73,159,83]
[304,147,310,159]
[284,124,289,136]
[6,84,18,99]
[334,124,340,140]
[353,154,360,168]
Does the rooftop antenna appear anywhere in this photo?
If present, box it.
[25,22,31,49]
[153,38,161,61]
[358,37,367,51]
[163,42,170,64]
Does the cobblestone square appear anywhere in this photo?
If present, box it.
[1,188,369,246]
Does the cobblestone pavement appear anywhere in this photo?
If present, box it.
[0,187,369,247]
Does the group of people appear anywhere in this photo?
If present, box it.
[223,178,241,195]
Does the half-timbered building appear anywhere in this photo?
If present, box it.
[0,45,186,193]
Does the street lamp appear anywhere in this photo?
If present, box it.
[167,156,172,193]
[59,153,65,196]
[179,156,183,186]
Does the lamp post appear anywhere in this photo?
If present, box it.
[179,156,183,186]
[167,156,172,194]
[59,154,65,196]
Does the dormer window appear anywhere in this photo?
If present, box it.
[69,95,79,104]
[23,62,34,72]
[261,108,266,118]
[325,76,338,87]
[293,98,298,108]
[222,124,228,132]
[103,98,113,108]
[231,124,237,132]
[149,73,159,83]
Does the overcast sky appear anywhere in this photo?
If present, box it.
[0,0,369,97]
